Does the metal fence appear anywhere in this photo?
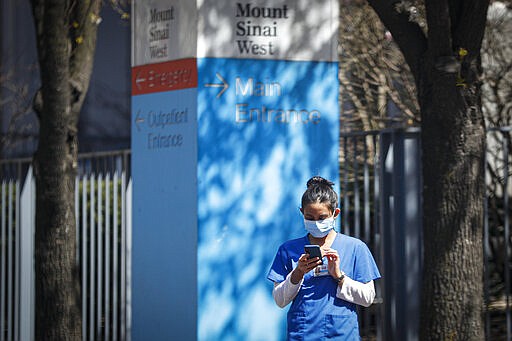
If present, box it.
[1,127,510,340]
[340,127,512,341]
[0,150,131,341]
[485,126,512,340]
[340,128,422,340]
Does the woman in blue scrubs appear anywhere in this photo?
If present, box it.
[267,176,381,340]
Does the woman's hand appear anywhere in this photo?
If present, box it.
[323,248,343,279]
[290,253,322,284]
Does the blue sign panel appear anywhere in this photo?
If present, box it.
[131,87,198,340]
[197,58,339,340]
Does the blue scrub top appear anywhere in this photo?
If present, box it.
[267,233,381,340]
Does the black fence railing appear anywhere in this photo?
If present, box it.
[340,127,512,341]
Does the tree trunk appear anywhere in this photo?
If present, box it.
[33,1,81,339]
[31,0,101,339]
[418,48,486,341]
[366,0,490,339]
[417,1,489,339]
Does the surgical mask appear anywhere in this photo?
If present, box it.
[304,217,335,238]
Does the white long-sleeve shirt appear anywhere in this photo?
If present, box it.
[273,271,376,308]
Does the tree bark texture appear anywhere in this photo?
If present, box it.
[420,65,486,341]
[30,0,101,340]
[367,0,489,339]
[420,2,488,339]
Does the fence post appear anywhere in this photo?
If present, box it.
[20,166,35,341]
[380,129,422,341]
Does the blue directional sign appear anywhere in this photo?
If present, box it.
[131,1,339,340]
[196,57,338,340]
[131,63,198,340]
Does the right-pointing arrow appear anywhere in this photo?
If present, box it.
[205,73,229,98]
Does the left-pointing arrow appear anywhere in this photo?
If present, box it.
[135,70,146,90]
[205,73,229,98]
[135,110,144,132]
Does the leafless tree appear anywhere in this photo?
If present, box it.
[339,0,419,132]
[482,1,512,309]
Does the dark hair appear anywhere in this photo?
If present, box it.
[301,176,338,212]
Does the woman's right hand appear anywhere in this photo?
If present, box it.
[290,253,322,284]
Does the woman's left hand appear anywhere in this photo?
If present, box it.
[323,248,343,279]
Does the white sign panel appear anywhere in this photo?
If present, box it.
[198,0,339,61]
[132,0,197,66]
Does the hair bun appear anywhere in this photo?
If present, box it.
[306,176,334,189]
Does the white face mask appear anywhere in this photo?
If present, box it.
[304,217,335,238]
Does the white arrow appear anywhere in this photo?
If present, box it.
[135,110,144,131]
[135,71,146,90]
[205,73,229,98]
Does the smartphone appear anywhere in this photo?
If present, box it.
[304,245,322,260]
